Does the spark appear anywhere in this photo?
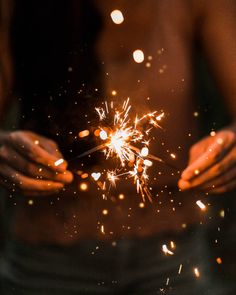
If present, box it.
[110,10,124,24]
[102,209,108,215]
[220,209,225,218]
[54,158,64,167]
[100,130,108,140]
[118,194,125,200]
[140,147,149,157]
[79,130,90,138]
[196,200,206,211]
[80,182,88,191]
[162,244,174,255]
[194,267,200,278]
[170,241,176,249]
[91,172,101,181]
[107,170,119,187]
[194,169,200,175]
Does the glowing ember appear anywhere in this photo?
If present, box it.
[194,169,200,175]
[210,131,216,137]
[170,241,176,249]
[178,264,183,274]
[102,209,108,215]
[133,49,145,63]
[80,182,88,191]
[54,158,64,167]
[101,225,105,234]
[194,267,200,278]
[196,200,206,211]
[110,10,124,24]
[162,244,174,255]
[118,194,125,200]
[79,130,90,138]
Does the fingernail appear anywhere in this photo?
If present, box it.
[178,179,191,190]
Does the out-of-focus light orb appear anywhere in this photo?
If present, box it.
[133,49,145,63]
[91,172,101,181]
[139,202,145,208]
[80,182,88,191]
[141,147,149,157]
[118,193,125,200]
[79,129,90,138]
[100,130,108,140]
[102,209,108,215]
[143,159,153,167]
[28,199,34,205]
[210,131,216,137]
[110,9,124,24]
[196,200,206,211]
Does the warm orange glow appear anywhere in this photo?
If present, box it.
[79,130,90,138]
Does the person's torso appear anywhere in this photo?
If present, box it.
[8,0,206,244]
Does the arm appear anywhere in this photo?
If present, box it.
[179,0,236,193]
[0,1,73,196]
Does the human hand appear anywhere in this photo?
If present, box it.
[178,129,236,193]
[0,130,73,196]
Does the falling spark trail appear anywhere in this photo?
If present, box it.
[178,264,183,274]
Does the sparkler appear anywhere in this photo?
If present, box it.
[74,98,166,201]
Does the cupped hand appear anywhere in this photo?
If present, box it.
[0,130,73,196]
[178,129,236,193]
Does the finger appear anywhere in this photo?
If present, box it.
[8,132,67,172]
[36,136,62,158]
[0,163,64,192]
[208,178,236,194]
[23,190,61,197]
[178,164,236,191]
[179,147,236,189]
[201,165,236,191]
[181,132,235,181]
[0,176,61,196]
[0,145,73,184]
